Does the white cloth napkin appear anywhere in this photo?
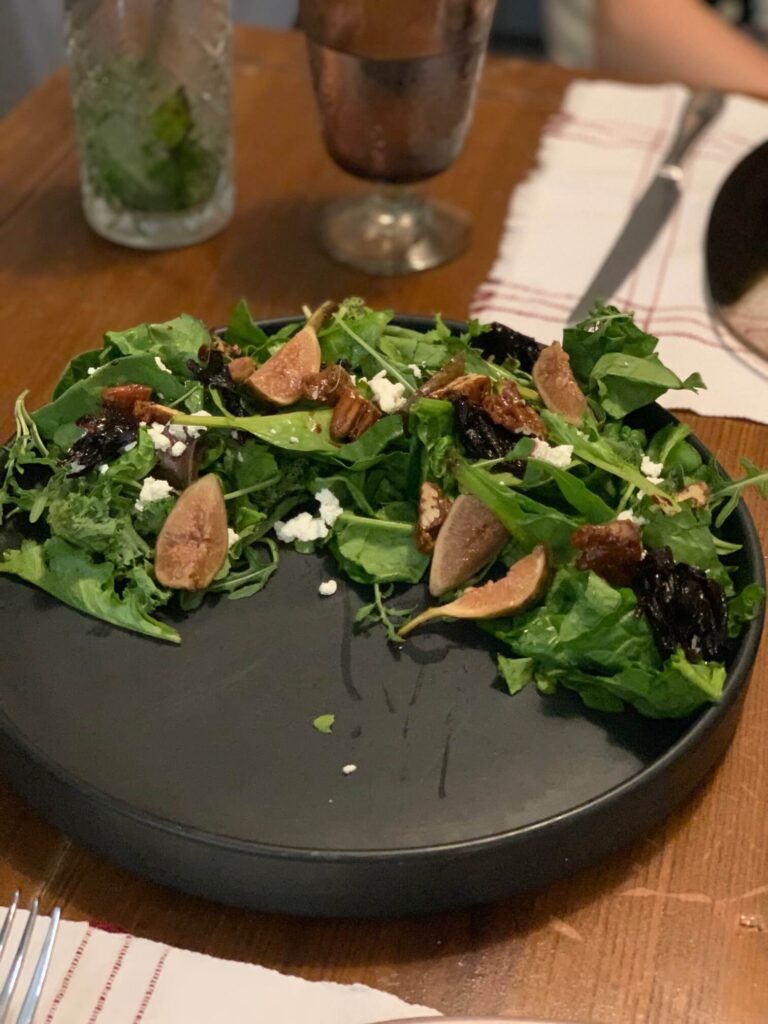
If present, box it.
[1,909,438,1024]
[472,80,768,422]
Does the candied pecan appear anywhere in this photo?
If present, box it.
[209,337,242,358]
[415,482,453,554]
[417,354,466,398]
[132,400,175,424]
[571,519,644,587]
[330,386,381,441]
[227,355,257,384]
[101,384,152,411]
[430,373,490,405]
[483,380,547,439]
[673,482,710,509]
[302,364,353,405]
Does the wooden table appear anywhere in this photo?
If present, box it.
[1,26,766,1024]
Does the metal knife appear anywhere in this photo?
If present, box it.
[567,88,725,325]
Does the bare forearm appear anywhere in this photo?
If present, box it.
[596,0,768,96]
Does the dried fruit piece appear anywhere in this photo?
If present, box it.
[532,343,587,425]
[633,546,727,661]
[415,482,452,554]
[401,545,548,636]
[155,474,229,591]
[474,323,543,372]
[571,519,644,587]
[429,493,509,597]
[330,386,381,441]
[245,325,322,406]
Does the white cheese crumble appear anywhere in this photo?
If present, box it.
[408,363,423,379]
[69,461,85,475]
[154,356,172,373]
[170,440,187,457]
[274,489,344,545]
[98,464,109,475]
[122,441,137,453]
[530,438,574,469]
[341,764,357,776]
[316,488,343,527]
[318,579,338,597]
[368,370,406,413]
[134,476,174,511]
[617,509,647,527]
[640,455,664,484]
[289,436,299,444]
[147,422,171,452]
[87,366,97,376]
[227,528,240,549]
[274,512,329,544]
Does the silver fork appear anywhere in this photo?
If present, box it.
[0,893,61,1024]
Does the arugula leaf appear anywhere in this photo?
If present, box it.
[312,714,336,734]
[0,538,179,643]
[330,513,428,584]
[33,355,189,441]
[335,416,404,465]
[727,582,765,638]
[223,299,272,358]
[497,655,535,695]
[174,409,338,455]
[709,457,768,528]
[527,460,615,523]
[641,505,732,592]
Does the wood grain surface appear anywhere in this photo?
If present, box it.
[1,27,766,1024]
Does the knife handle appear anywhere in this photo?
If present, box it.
[661,89,724,172]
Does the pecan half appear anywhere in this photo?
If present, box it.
[330,386,381,441]
[415,482,453,553]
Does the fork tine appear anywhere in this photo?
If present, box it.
[0,898,38,1024]
[14,908,61,1024]
[0,894,20,960]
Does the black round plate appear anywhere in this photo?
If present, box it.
[0,317,764,918]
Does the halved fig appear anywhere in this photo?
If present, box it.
[429,493,509,597]
[400,545,548,636]
[532,343,587,425]
[244,325,321,406]
[133,400,175,424]
[155,474,228,591]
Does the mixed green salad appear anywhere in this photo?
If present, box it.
[1,299,765,719]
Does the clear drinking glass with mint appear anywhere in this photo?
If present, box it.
[64,0,234,249]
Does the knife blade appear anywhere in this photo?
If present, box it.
[567,89,724,325]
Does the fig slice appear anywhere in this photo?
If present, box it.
[244,325,322,406]
[429,493,509,598]
[400,545,548,637]
[155,474,229,591]
[532,342,587,425]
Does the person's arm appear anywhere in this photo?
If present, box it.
[596,0,768,96]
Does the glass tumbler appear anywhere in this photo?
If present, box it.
[300,0,497,275]
[64,0,234,250]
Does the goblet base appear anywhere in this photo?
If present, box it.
[320,187,470,276]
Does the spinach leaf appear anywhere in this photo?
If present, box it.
[497,655,535,695]
[727,582,765,638]
[52,348,108,399]
[0,538,178,643]
[104,314,209,375]
[335,416,404,465]
[34,355,189,441]
[641,505,732,592]
[527,460,615,523]
[330,512,428,584]
[174,409,338,455]
[223,299,272,358]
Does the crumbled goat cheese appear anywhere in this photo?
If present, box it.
[170,440,187,457]
[69,461,85,475]
[154,356,172,373]
[289,436,299,444]
[274,489,344,544]
[318,579,338,597]
[87,367,97,376]
[316,488,343,527]
[147,422,171,452]
[122,441,137,452]
[134,476,174,511]
[408,363,423,379]
[98,464,109,475]
[227,528,240,549]
[274,512,329,544]
[640,455,664,484]
[617,509,647,527]
[185,410,211,439]
[531,438,574,469]
[342,764,357,775]
[368,370,406,413]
